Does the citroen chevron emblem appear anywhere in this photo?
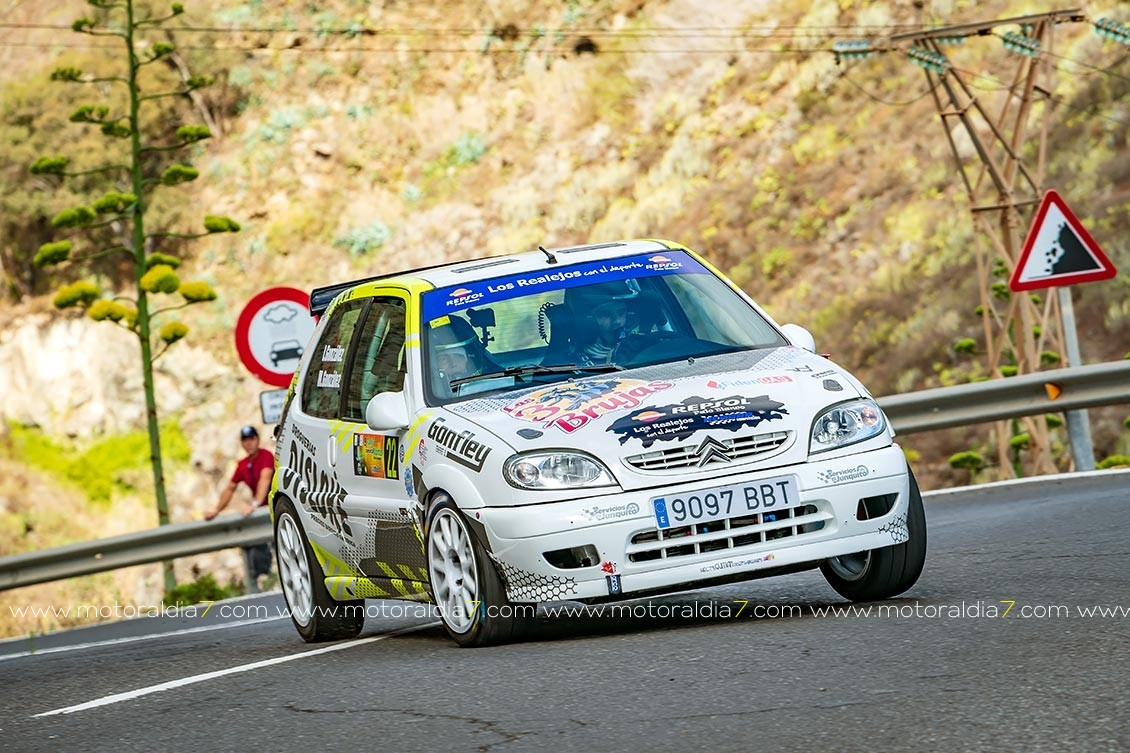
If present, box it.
[694,436,732,467]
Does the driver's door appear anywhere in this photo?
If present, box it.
[335,293,429,591]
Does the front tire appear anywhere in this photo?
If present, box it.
[274,497,364,642]
[425,493,531,647]
[820,469,927,602]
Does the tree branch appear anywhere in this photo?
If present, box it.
[136,12,181,27]
[112,294,137,305]
[138,141,196,154]
[164,49,221,139]
[63,165,132,178]
[150,302,191,319]
[110,319,139,337]
[71,246,133,263]
[138,89,196,102]
[145,231,210,241]
[150,340,174,362]
[76,28,128,39]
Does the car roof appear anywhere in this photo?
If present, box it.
[310,239,678,315]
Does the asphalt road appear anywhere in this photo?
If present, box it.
[1,471,1127,753]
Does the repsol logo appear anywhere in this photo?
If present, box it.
[427,418,492,472]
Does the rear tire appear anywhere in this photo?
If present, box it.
[274,497,364,642]
[425,493,533,647]
[820,468,927,602]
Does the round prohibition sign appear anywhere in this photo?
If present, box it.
[235,287,316,388]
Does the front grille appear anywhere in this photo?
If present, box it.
[624,431,791,471]
[627,504,830,563]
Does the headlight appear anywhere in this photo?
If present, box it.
[503,452,617,490]
[810,399,888,454]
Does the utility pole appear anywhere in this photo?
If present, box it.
[836,8,1116,477]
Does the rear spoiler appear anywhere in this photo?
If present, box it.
[308,275,387,317]
[307,257,504,316]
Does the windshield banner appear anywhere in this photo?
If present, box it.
[421,251,711,321]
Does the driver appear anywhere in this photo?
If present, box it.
[430,317,487,396]
[564,281,638,365]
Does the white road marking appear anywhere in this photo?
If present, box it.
[0,616,287,662]
[33,622,439,717]
[922,467,1130,499]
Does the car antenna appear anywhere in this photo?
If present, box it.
[538,245,557,265]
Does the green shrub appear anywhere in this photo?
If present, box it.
[1010,433,1030,449]
[447,132,487,166]
[948,451,984,471]
[1045,414,1064,429]
[999,365,1018,377]
[163,573,243,607]
[1097,455,1130,470]
[7,421,190,505]
[334,221,390,255]
[953,338,976,355]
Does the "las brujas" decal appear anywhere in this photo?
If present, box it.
[504,378,673,433]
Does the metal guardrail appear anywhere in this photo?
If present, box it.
[0,511,270,591]
[2,361,1129,592]
[879,360,1130,434]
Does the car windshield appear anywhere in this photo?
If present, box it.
[420,250,787,404]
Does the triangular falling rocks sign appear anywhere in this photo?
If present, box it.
[1009,190,1117,292]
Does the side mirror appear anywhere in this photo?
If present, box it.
[780,324,816,353]
[365,392,409,431]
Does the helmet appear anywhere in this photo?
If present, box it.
[430,317,482,393]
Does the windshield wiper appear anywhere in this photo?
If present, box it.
[450,363,622,388]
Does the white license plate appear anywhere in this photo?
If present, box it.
[651,475,800,530]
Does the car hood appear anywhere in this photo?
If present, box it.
[443,347,867,491]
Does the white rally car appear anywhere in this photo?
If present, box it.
[271,240,926,646]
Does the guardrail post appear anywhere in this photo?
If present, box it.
[241,547,260,595]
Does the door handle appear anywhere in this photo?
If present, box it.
[327,437,337,468]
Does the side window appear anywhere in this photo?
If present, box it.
[301,299,367,419]
[344,297,407,421]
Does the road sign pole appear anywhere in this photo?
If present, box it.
[1057,286,1096,471]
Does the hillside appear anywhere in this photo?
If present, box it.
[1,0,1127,634]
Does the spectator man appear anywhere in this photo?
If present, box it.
[205,425,274,588]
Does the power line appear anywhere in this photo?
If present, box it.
[838,71,942,106]
[0,39,826,54]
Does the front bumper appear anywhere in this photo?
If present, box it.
[475,444,912,602]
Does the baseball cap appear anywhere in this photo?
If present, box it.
[239,425,259,439]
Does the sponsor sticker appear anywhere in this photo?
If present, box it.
[705,375,793,389]
[353,433,386,478]
[427,417,492,472]
[420,250,711,320]
[822,379,843,392]
[815,465,870,484]
[700,553,775,574]
[605,574,623,595]
[504,378,673,433]
[607,394,789,448]
[285,427,352,539]
[581,502,641,522]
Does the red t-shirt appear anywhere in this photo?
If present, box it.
[231,448,275,503]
